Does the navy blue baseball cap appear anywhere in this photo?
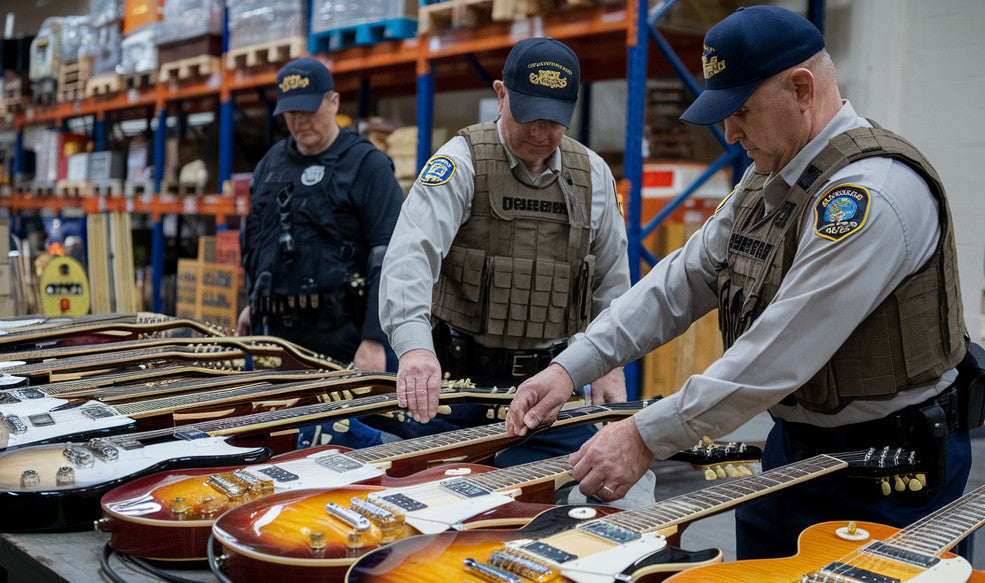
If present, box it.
[273,58,335,115]
[502,37,580,127]
[681,5,825,125]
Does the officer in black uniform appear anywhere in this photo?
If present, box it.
[238,58,405,448]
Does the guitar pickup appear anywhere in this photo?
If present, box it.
[257,465,299,482]
[80,405,116,420]
[173,428,210,440]
[372,492,427,512]
[441,478,490,498]
[578,520,641,544]
[18,388,45,399]
[27,413,55,427]
[316,454,363,473]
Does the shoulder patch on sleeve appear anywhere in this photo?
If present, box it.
[418,155,456,186]
[813,184,870,242]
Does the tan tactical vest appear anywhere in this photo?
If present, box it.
[718,126,967,413]
[431,121,595,349]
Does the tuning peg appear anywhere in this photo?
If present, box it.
[436,405,451,415]
[915,473,927,487]
[714,465,726,479]
[724,464,740,478]
[333,420,350,433]
[737,464,754,476]
[704,468,717,481]
[894,476,906,492]
[880,477,891,496]
[909,480,923,492]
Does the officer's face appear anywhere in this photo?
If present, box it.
[283,92,341,156]
[722,71,810,174]
[496,83,566,170]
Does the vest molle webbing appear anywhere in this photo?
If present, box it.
[432,121,595,350]
[718,126,966,413]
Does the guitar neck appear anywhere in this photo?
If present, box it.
[888,484,985,557]
[601,454,847,533]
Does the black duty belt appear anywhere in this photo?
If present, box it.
[254,289,349,328]
[437,322,566,383]
[781,382,962,454]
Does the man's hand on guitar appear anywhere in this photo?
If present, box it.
[570,416,654,502]
[396,349,443,422]
[506,363,574,437]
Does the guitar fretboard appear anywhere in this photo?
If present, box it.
[876,484,985,558]
[599,454,847,533]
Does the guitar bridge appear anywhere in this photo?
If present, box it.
[801,562,902,583]
[487,549,558,582]
[349,497,404,543]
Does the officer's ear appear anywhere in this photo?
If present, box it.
[325,91,340,108]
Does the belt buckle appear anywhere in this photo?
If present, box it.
[511,354,535,377]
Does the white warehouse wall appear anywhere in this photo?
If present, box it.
[825,0,985,341]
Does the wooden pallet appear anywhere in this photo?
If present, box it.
[491,0,561,21]
[225,36,307,70]
[85,73,125,98]
[418,0,494,35]
[125,70,158,90]
[55,179,95,197]
[57,56,93,103]
[160,180,207,196]
[159,55,222,83]
[92,179,125,196]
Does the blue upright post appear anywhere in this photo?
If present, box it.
[13,129,24,186]
[622,0,650,401]
[218,100,234,190]
[93,115,107,152]
[416,61,434,172]
[152,107,167,313]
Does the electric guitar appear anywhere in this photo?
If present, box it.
[208,442,766,581]
[99,400,713,560]
[0,370,394,451]
[0,312,229,351]
[0,367,353,431]
[338,448,922,583]
[0,380,515,532]
[664,483,985,582]
[0,335,347,382]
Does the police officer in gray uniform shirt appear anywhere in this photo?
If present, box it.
[379,38,655,505]
[508,6,981,559]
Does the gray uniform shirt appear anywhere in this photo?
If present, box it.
[380,121,631,358]
[556,101,955,459]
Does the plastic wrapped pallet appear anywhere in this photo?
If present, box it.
[29,18,63,80]
[227,0,307,51]
[310,0,416,33]
[120,23,157,74]
[89,0,124,27]
[91,22,123,76]
[156,0,225,46]
[62,15,96,61]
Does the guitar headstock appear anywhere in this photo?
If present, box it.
[668,437,763,480]
[836,446,926,496]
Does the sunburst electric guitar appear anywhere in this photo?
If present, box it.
[664,482,985,582]
[98,400,692,560]
[339,448,923,583]
[207,442,765,582]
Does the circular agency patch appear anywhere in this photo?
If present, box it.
[419,155,456,186]
[813,184,870,242]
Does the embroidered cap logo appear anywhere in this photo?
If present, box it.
[702,46,726,79]
[279,74,310,93]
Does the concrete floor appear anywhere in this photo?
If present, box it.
[655,412,985,569]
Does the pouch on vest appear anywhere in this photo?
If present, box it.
[957,341,985,431]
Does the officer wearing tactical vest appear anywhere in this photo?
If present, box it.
[378,38,656,506]
[507,6,985,559]
[239,58,404,448]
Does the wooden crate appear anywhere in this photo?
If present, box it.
[85,72,125,98]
